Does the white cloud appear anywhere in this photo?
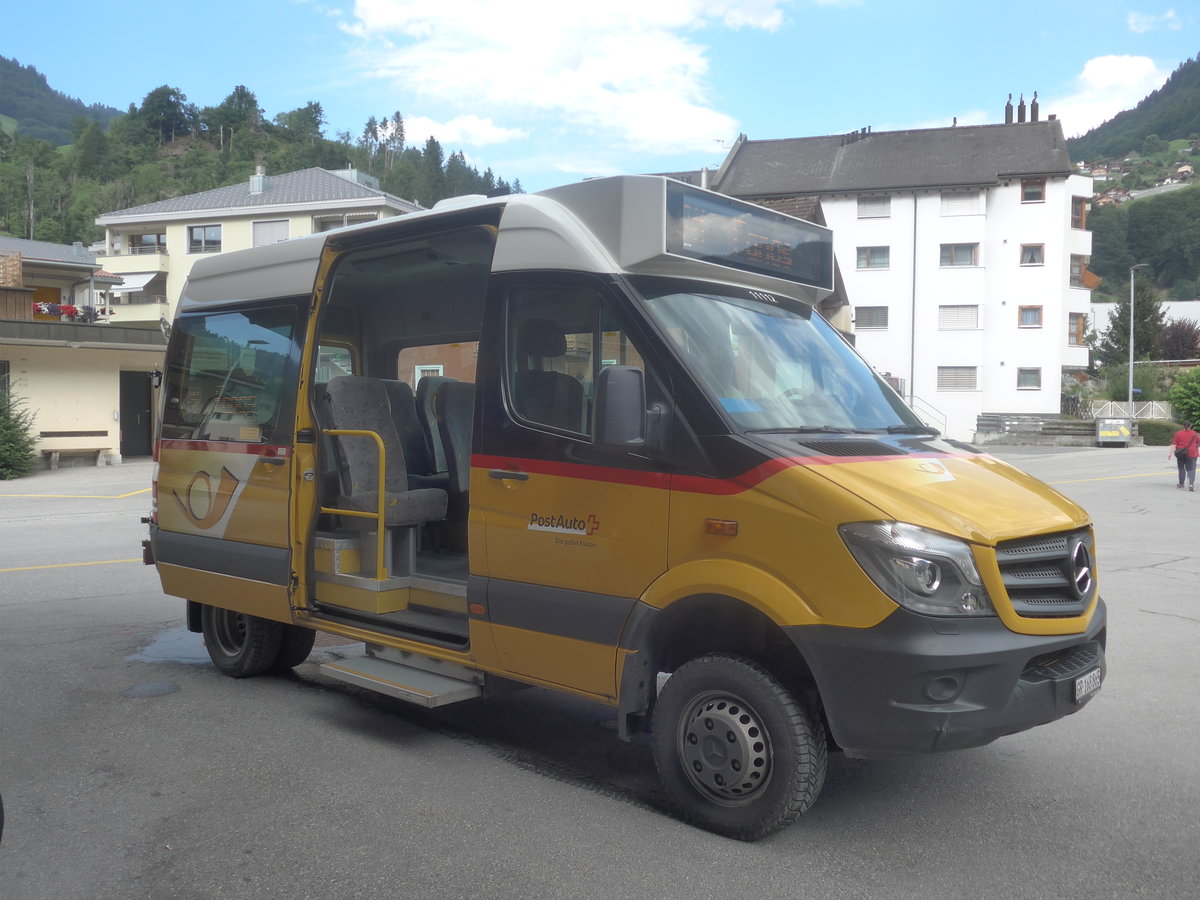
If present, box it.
[342,0,789,156]
[404,114,526,147]
[1046,55,1171,137]
[1127,9,1183,33]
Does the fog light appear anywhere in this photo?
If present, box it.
[924,675,961,702]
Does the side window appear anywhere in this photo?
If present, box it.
[506,285,645,437]
[162,305,300,443]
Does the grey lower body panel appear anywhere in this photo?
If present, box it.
[151,525,292,585]
[789,599,1108,758]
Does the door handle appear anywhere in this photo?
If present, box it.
[258,456,286,466]
[488,469,529,482]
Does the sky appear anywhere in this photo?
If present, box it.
[4,1,1198,191]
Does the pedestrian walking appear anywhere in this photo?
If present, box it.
[1169,420,1200,490]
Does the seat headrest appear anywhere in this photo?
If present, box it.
[517,318,566,358]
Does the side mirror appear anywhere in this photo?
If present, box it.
[593,365,646,448]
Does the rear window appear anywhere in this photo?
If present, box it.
[161,304,302,443]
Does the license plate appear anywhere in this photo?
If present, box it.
[1074,667,1102,703]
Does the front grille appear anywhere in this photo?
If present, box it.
[996,528,1095,618]
[798,440,905,457]
[1023,641,1102,680]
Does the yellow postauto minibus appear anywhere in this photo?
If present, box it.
[145,175,1105,839]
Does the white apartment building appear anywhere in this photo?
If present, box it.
[710,118,1095,440]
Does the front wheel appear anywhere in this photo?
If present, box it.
[201,605,284,678]
[652,654,827,840]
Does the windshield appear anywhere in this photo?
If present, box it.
[634,280,925,434]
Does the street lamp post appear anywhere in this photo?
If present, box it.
[1129,263,1149,420]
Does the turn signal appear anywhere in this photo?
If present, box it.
[703,518,739,537]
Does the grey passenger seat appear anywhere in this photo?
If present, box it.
[324,376,448,573]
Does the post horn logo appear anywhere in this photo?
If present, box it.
[174,467,240,529]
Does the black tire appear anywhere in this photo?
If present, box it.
[652,654,827,840]
[200,605,284,678]
[271,625,317,672]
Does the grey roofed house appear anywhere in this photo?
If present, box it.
[96,167,420,223]
[0,235,101,269]
[710,120,1073,198]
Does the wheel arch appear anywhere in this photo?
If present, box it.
[616,590,824,740]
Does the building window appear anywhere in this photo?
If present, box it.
[1068,312,1088,346]
[1017,368,1042,390]
[313,213,379,233]
[1021,179,1046,202]
[938,305,979,330]
[940,243,978,267]
[1018,306,1043,327]
[856,246,890,269]
[187,225,221,254]
[857,195,890,218]
[855,306,888,330]
[1020,244,1044,265]
[1071,196,1088,229]
[252,220,289,247]
[129,233,166,255]
[1070,255,1089,288]
[0,359,9,402]
[937,366,977,391]
[941,191,984,216]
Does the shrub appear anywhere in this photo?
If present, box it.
[0,395,37,479]
[1138,419,1178,446]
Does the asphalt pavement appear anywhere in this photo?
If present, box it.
[1,446,1198,900]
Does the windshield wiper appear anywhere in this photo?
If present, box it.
[886,424,941,436]
[748,425,861,434]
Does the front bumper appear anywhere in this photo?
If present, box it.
[789,599,1107,758]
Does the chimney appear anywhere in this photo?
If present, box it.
[1030,91,1039,123]
[1017,94,1027,124]
[250,164,266,195]
[1005,93,1013,125]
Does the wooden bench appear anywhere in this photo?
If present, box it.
[41,448,109,469]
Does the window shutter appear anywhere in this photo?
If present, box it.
[937,366,977,391]
[938,305,979,330]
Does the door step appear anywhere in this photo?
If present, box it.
[319,653,483,708]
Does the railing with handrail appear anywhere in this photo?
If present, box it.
[907,395,948,434]
[319,428,388,580]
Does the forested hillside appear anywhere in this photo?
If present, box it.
[0,71,519,247]
[1068,55,1200,161]
[0,56,123,144]
[1089,185,1200,301]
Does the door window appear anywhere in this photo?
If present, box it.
[506,285,645,437]
[162,304,301,443]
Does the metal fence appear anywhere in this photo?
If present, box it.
[1090,400,1175,420]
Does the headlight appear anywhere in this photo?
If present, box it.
[839,522,994,617]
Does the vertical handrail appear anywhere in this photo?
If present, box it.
[320,428,388,580]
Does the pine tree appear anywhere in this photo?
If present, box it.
[0,395,37,480]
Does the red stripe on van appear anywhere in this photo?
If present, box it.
[158,439,290,457]
[472,451,960,496]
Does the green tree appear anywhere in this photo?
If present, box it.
[1142,133,1168,156]
[1169,366,1200,423]
[0,395,37,480]
[140,85,191,145]
[1095,276,1166,366]
[273,101,325,142]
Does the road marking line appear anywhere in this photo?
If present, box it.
[0,488,150,499]
[1049,472,1164,485]
[0,558,142,573]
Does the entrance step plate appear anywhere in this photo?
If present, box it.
[319,654,482,708]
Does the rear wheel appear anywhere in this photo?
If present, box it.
[272,625,317,672]
[200,605,283,678]
[652,654,827,840]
